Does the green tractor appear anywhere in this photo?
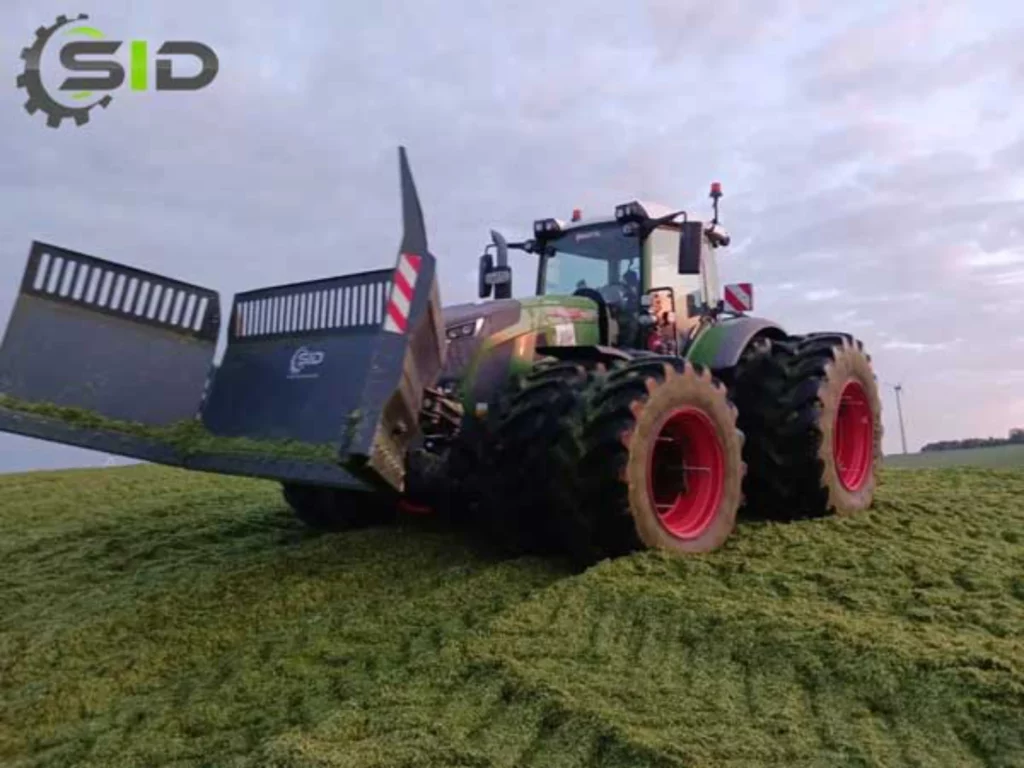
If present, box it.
[395,176,883,563]
[0,148,882,564]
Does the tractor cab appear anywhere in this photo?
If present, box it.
[532,214,645,347]
[478,186,736,354]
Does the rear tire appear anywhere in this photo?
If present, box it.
[281,483,398,531]
[732,334,882,519]
[577,358,745,560]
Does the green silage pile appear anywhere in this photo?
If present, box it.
[1,465,1021,767]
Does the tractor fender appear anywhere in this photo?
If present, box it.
[686,315,787,372]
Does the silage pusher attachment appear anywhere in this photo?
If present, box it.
[0,148,446,495]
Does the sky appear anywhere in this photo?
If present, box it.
[1,0,1023,472]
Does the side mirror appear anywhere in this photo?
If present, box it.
[644,287,679,354]
[478,252,513,300]
[646,287,677,324]
[488,265,513,299]
[478,253,494,299]
[686,289,705,317]
[678,221,703,275]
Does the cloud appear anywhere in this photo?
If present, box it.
[795,4,1024,108]
[0,0,1023,468]
[963,249,1024,268]
[881,338,960,353]
[989,269,1024,285]
[803,288,844,302]
[994,136,1024,167]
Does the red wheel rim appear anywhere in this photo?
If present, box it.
[398,499,433,516]
[833,380,873,492]
[646,407,725,540]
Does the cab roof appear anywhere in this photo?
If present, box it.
[553,201,680,232]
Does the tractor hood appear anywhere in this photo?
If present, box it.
[442,295,600,338]
[442,298,520,329]
[439,295,602,395]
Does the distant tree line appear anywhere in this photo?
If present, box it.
[922,428,1024,452]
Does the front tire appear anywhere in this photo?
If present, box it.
[483,360,597,556]
[577,358,746,559]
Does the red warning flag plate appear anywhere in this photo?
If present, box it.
[724,282,753,313]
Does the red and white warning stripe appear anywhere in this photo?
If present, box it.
[723,282,753,313]
[383,253,422,334]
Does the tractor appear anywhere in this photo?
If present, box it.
[0,148,882,565]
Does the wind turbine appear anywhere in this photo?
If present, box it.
[882,381,908,454]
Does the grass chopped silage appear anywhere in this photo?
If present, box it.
[1,465,1021,767]
[0,394,340,463]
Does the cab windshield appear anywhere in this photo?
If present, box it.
[539,224,642,297]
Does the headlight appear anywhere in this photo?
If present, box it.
[445,317,485,340]
[614,201,647,223]
[533,218,563,237]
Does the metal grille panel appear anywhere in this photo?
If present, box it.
[231,270,393,340]
[21,242,218,340]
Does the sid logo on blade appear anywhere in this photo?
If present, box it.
[289,347,325,378]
